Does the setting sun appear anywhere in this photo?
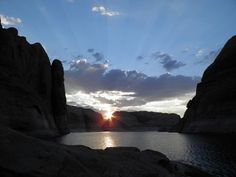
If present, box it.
[103,111,114,120]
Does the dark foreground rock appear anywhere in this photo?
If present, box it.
[179,36,236,133]
[67,105,180,131]
[0,126,213,177]
[0,25,68,136]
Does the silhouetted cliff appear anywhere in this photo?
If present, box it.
[67,105,180,131]
[0,25,68,136]
[179,36,236,133]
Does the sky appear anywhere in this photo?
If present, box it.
[1,0,236,117]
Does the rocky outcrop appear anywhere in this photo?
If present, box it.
[0,25,68,136]
[67,105,180,131]
[52,60,69,134]
[179,36,236,133]
[0,125,212,177]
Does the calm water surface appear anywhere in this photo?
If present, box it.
[60,132,236,177]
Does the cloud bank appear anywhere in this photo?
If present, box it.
[65,59,200,115]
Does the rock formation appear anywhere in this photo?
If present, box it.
[52,60,69,134]
[0,25,68,136]
[179,36,236,133]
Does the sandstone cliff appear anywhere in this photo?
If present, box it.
[179,36,236,133]
[0,25,68,136]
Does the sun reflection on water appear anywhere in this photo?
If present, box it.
[103,134,115,148]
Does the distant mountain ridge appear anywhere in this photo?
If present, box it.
[178,35,236,133]
[67,105,180,131]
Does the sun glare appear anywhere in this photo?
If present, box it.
[103,111,113,120]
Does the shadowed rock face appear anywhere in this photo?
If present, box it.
[52,59,69,134]
[0,26,68,136]
[179,36,236,133]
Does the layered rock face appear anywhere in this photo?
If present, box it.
[0,26,68,136]
[180,36,236,133]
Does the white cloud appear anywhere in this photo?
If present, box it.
[66,90,195,117]
[0,14,22,26]
[121,92,195,117]
[91,91,135,102]
[195,48,221,64]
[195,49,205,57]
[92,6,120,16]
[66,90,128,113]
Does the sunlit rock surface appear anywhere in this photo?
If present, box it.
[179,36,236,133]
[0,26,68,136]
[0,126,213,177]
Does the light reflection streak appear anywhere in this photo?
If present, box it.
[103,134,115,148]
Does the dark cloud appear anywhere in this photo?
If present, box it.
[136,55,144,61]
[87,48,95,53]
[152,52,186,71]
[92,52,104,62]
[65,59,200,103]
[195,48,221,64]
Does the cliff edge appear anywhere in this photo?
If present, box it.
[179,36,236,133]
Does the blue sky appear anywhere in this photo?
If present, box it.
[1,0,236,116]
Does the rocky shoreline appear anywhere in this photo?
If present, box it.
[0,126,213,177]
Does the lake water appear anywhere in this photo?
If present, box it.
[60,132,236,177]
